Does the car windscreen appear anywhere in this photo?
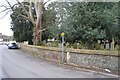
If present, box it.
[11,43,17,46]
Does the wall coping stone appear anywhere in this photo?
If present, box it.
[21,44,119,57]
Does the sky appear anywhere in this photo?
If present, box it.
[0,0,23,36]
[0,1,12,36]
[0,14,12,36]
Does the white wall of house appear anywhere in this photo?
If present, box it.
[0,39,3,42]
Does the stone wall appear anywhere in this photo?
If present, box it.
[67,52,119,73]
[21,44,62,63]
[20,44,119,75]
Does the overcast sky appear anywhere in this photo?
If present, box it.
[0,0,23,36]
[0,1,12,36]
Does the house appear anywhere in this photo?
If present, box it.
[0,33,13,42]
[0,33,3,41]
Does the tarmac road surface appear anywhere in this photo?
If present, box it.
[0,45,119,78]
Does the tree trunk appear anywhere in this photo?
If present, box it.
[33,26,39,45]
[33,0,43,45]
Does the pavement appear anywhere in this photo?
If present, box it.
[0,45,119,78]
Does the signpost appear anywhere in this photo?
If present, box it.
[61,32,65,64]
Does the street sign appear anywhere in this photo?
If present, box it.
[61,32,65,37]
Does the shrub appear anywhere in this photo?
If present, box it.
[66,43,72,48]
[118,46,120,51]
[95,43,101,50]
[51,42,58,47]
[77,44,83,49]
[115,45,120,51]
[73,43,77,49]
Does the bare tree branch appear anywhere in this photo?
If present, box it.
[16,0,35,27]
[24,4,29,8]
[19,14,36,26]
[16,0,29,16]
[0,0,12,19]
[0,0,19,19]
[38,28,48,34]
[29,0,32,17]
[0,5,9,9]
[5,0,14,11]
[0,3,18,12]
[11,3,19,9]
[0,8,11,13]
[43,0,51,6]
[18,14,29,20]
[0,10,11,19]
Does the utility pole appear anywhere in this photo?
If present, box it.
[61,32,65,64]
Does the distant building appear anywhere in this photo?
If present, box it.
[0,33,3,41]
[0,33,13,42]
[0,33,2,38]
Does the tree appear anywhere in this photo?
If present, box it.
[0,0,52,45]
[46,2,119,49]
[9,1,56,45]
[10,2,33,44]
[14,0,43,45]
[41,5,56,41]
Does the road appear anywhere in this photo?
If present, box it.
[0,45,119,78]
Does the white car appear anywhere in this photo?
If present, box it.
[8,42,19,49]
